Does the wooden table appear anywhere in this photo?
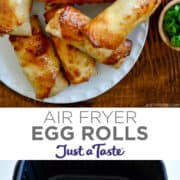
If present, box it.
[0,0,179,107]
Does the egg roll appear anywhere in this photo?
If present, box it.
[53,37,96,84]
[0,0,32,36]
[45,6,132,67]
[45,8,96,84]
[82,0,161,49]
[9,15,68,99]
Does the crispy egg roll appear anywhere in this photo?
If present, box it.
[45,6,132,67]
[82,0,161,49]
[45,9,96,84]
[9,15,68,99]
[0,0,32,36]
[52,37,96,84]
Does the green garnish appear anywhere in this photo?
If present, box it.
[171,35,180,47]
[163,4,180,47]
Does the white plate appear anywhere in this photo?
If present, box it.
[0,1,149,104]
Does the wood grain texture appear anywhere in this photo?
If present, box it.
[0,0,179,107]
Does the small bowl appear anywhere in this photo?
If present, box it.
[159,0,180,51]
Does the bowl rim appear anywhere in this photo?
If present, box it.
[158,0,180,51]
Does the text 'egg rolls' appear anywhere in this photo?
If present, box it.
[82,0,161,49]
[45,6,132,67]
[45,8,96,84]
[9,15,68,99]
[0,0,32,36]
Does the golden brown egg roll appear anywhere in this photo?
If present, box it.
[82,0,161,49]
[52,37,96,84]
[45,8,96,84]
[45,6,132,67]
[0,0,32,36]
[9,15,68,99]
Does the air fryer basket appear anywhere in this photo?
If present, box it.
[14,161,167,180]
[49,175,129,180]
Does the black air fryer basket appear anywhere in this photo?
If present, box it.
[14,161,167,180]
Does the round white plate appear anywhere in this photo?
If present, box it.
[0,1,149,104]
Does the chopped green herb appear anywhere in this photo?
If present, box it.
[175,5,180,12]
[164,20,177,36]
[171,35,180,47]
[163,4,180,47]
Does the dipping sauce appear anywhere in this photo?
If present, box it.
[163,4,180,47]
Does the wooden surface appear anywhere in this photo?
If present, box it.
[0,0,179,107]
